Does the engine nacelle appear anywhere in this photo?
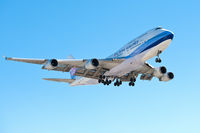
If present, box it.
[160,72,174,81]
[43,59,58,70]
[153,66,167,78]
[85,58,99,69]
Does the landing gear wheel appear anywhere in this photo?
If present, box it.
[129,82,135,86]
[105,79,110,85]
[98,79,102,83]
[114,79,122,86]
[155,58,161,63]
[116,81,120,86]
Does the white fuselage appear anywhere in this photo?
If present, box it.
[104,28,174,77]
[71,27,174,85]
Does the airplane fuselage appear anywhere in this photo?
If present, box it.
[105,27,174,77]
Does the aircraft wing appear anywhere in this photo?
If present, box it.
[5,57,173,82]
[4,56,124,72]
[5,57,86,66]
[5,57,47,64]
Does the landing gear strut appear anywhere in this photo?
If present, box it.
[129,77,136,87]
[155,50,162,63]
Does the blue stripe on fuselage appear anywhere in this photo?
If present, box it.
[126,31,174,58]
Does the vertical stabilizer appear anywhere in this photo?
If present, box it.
[67,55,75,59]
[70,67,77,79]
[68,55,77,79]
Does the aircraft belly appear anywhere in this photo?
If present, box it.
[104,55,143,77]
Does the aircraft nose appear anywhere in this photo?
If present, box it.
[168,31,174,40]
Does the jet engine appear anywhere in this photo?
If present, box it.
[85,58,99,69]
[43,59,58,70]
[153,66,167,78]
[160,72,174,81]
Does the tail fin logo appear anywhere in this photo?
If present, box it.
[70,67,77,79]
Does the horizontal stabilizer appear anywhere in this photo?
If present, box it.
[43,78,75,83]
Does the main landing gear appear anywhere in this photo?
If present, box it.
[98,75,122,86]
[155,50,162,63]
[129,77,136,86]
[114,79,122,86]
[98,75,136,87]
[98,75,112,85]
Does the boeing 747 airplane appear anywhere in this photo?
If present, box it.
[4,27,174,86]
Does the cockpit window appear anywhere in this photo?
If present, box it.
[155,27,162,30]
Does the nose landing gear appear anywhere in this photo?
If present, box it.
[155,58,162,63]
[155,50,162,63]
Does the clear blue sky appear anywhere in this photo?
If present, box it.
[1,0,200,133]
